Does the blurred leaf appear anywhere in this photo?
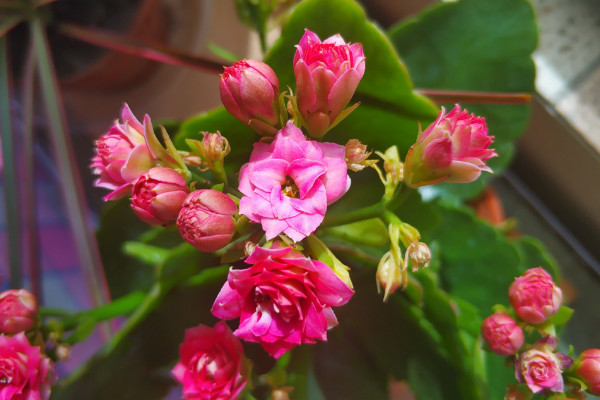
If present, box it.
[550,305,574,327]
[389,0,537,200]
[123,242,170,267]
[512,235,561,280]
[323,218,389,247]
[207,42,240,63]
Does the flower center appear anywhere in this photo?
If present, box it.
[281,176,299,198]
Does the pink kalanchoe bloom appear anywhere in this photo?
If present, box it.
[220,59,281,136]
[481,313,524,356]
[0,332,55,400]
[404,105,497,187]
[238,121,350,242]
[177,189,238,252]
[91,104,156,200]
[508,267,563,325]
[294,29,365,138]
[172,321,248,400]
[575,349,600,395]
[0,289,38,334]
[515,345,569,394]
[131,167,190,226]
[211,244,354,359]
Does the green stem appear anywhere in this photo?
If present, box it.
[0,36,22,289]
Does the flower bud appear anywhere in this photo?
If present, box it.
[177,189,238,252]
[344,139,376,172]
[404,105,497,187]
[481,313,524,356]
[406,242,431,271]
[131,167,190,226]
[220,59,280,136]
[508,267,563,325]
[574,349,600,395]
[0,289,38,334]
[293,29,365,138]
[376,251,404,301]
[201,132,230,165]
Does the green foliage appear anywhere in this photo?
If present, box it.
[389,0,537,200]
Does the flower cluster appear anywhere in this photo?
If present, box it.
[89,27,497,400]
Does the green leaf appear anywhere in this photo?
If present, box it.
[123,242,170,267]
[549,305,574,327]
[389,0,537,200]
[512,235,561,280]
[323,218,389,247]
[207,41,241,63]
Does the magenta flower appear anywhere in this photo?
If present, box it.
[90,104,156,200]
[131,167,190,226]
[481,313,524,356]
[172,322,248,400]
[211,244,354,359]
[238,121,350,242]
[220,59,281,136]
[575,348,600,395]
[0,333,55,400]
[508,267,563,325]
[177,189,238,252]
[404,105,497,187]
[0,289,38,334]
[294,30,365,137]
[515,346,568,394]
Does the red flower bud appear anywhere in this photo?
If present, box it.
[575,348,600,395]
[177,190,238,252]
[481,313,524,356]
[508,267,563,325]
[0,289,38,334]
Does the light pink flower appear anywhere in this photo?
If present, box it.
[481,313,524,356]
[220,59,280,136]
[211,244,354,359]
[131,167,189,226]
[0,289,38,334]
[91,104,156,200]
[404,105,497,187]
[0,332,55,400]
[238,121,350,242]
[575,349,600,395]
[516,346,567,393]
[177,190,238,252]
[172,321,247,400]
[508,267,563,325]
[294,30,365,137]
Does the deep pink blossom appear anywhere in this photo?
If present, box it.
[220,59,280,136]
[515,346,567,394]
[0,333,55,400]
[404,105,497,187]
[508,267,563,325]
[172,322,247,400]
[294,30,365,137]
[238,121,350,242]
[177,190,238,252]
[481,313,524,356]
[131,167,189,226]
[90,104,155,200]
[0,289,37,334]
[211,244,354,359]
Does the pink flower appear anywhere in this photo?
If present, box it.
[575,349,600,395]
[0,289,38,334]
[172,322,247,400]
[481,313,524,356]
[238,121,350,242]
[508,267,563,325]
[131,167,190,226]
[0,332,55,400]
[294,30,365,138]
[220,59,281,136]
[211,244,354,359]
[404,105,497,187]
[177,190,238,252]
[516,346,566,393]
[91,104,155,200]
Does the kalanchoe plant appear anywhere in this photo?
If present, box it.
[10,0,594,399]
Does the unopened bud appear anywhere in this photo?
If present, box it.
[345,139,376,172]
[407,242,431,271]
[379,146,403,184]
[272,387,293,400]
[574,348,600,395]
[0,289,38,334]
[376,251,404,301]
[56,343,72,361]
[202,132,230,164]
